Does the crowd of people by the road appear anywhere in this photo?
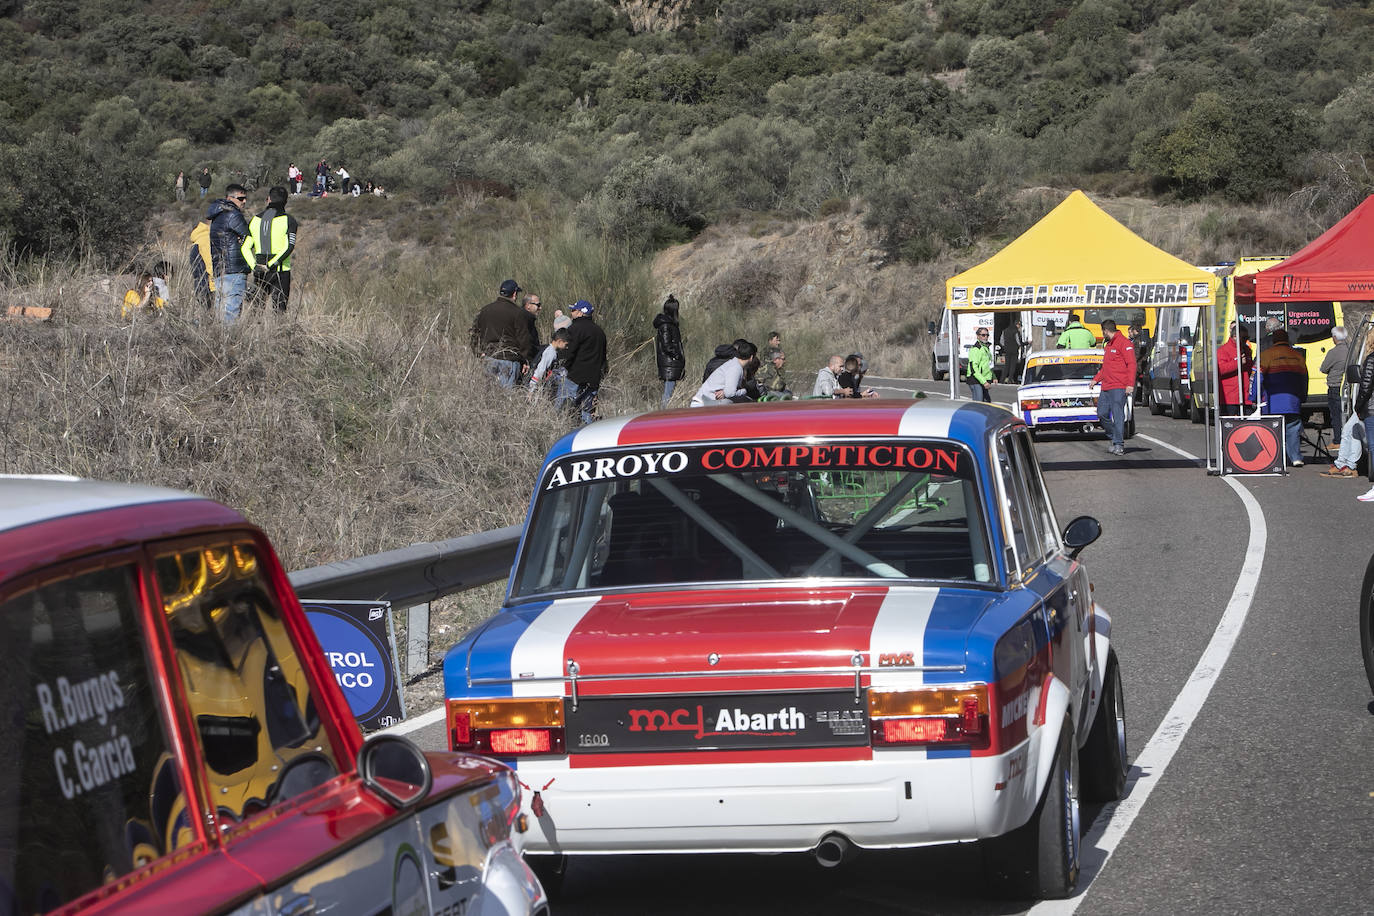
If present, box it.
[467,283,880,427]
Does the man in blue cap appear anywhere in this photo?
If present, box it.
[469,279,531,388]
[556,299,608,424]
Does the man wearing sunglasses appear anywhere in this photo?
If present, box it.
[206,183,257,322]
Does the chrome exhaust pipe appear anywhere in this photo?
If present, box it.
[1082,423,1096,435]
[813,833,855,868]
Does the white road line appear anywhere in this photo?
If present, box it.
[380,704,446,736]
[1030,432,1267,915]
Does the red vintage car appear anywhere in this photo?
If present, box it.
[0,476,547,916]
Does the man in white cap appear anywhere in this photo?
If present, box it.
[556,299,607,424]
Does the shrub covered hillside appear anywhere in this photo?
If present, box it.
[4,0,1374,263]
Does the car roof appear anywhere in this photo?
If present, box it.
[1025,348,1102,361]
[554,399,1018,454]
[0,475,209,535]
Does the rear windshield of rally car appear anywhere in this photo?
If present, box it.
[1024,353,1101,385]
[512,438,995,598]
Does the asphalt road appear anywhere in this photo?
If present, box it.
[409,380,1374,914]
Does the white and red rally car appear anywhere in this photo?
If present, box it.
[443,399,1127,900]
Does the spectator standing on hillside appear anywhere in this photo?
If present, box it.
[965,327,994,402]
[767,331,782,351]
[198,167,211,198]
[315,160,328,193]
[1260,328,1308,468]
[287,163,302,194]
[654,295,686,407]
[207,183,255,322]
[1352,326,1374,501]
[1056,313,1096,348]
[336,166,351,194]
[188,216,215,310]
[521,293,543,376]
[174,171,186,202]
[1000,317,1024,383]
[248,186,299,312]
[1320,325,1350,447]
[1092,319,1135,456]
[469,279,531,388]
[557,300,608,424]
[691,340,756,407]
[1217,322,1254,415]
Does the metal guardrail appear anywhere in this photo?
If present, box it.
[288,524,521,676]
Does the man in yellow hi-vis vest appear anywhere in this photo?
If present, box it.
[247,186,299,312]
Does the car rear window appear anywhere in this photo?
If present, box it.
[1025,357,1101,384]
[513,439,993,597]
[0,563,186,913]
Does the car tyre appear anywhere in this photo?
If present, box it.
[1170,391,1186,420]
[1189,399,1203,424]
[1124,416,1136,440]
[1080,652,1127,802]
[527,854,569,900]
[931,354,939,381]
[1148,388,1164,416]
[983,720,1080,900]
[1361,556,1374,694]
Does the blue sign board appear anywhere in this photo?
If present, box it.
[303,601,406,730]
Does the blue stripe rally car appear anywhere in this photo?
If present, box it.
[443,399,1127,900]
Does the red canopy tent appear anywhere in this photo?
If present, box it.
[1235,195,1374,304]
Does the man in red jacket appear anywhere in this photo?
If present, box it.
[1092,319,1137,456]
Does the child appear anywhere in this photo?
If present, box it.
[529,328,570,396]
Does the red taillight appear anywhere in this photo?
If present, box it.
[489,728,554,755]
[961,696,982,735]
[451,711,473,749]
[1021,400,1041,410]
[1178,343,1188,375]
[881,718,948,743]
[869,686,991,749]
[447,698,565,757]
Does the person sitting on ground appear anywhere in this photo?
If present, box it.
[813,355,845,398]
[691,340,756,406]
[837,354,877,398]
[702,340,745,382]
[1320,412,1365,478]
[121,271,165,318]
[755,349,792,399]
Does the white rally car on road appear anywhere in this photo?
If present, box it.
[443,400,1128,901]
[1016,349,1135,440]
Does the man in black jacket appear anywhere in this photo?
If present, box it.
[557,299,608,425]
[206,183,255,321]
[469,279,531,388]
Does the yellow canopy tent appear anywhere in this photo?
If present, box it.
[945,190,1218,312]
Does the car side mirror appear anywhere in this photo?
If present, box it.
[1180,326,1192,344]
[1062,515,1101,558]
[927,320,937,335]
[1045,321,1057,334]
[357,734,432,809]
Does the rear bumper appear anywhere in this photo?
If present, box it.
[514,742,1042,855]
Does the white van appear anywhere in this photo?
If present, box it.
[1145,304,1202,419]
[928,309,1046,382]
